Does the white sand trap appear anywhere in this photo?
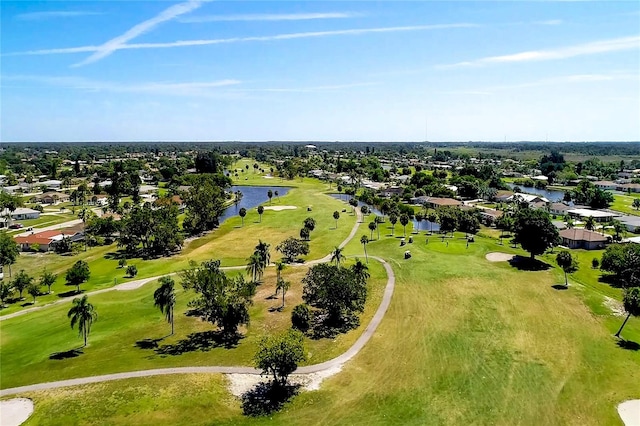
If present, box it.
[226,366,342,397]
[485,252,515,262]
[0,398,34,426]
[263,206,297,211]
[618,400,640,426]
[263,175,274,179]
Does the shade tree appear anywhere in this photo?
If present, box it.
[513,208,560,260]
[66,260,91,293]
[615,287,640,338]
[254,329,306,387]
[276,237,309,263]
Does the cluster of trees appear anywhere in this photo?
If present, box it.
[0,261,88,307]
[246,241,271,283]
[292,259,369,337]
[182,174,231,235]
[568,181,614,209]
[118,203,183,257]
[427,207,481,237]
[299,217,316,241]
[181,260,256,338]
[276,237,309,263]
[600,244,640,288]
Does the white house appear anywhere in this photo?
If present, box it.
[0,207,40,220]
[40,180,63,189]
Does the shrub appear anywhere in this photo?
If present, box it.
[592,258,600,269]
[118,258,127,269]
[291,304,311,332]
[33,204,44,213]
[126,265,138,277]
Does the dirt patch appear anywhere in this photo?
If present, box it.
[603,296,626,317]
[263,206,297,211]
[618,400,640,426]
[226,366,342,397]
[485,252,515,262]
[0,398,34,426]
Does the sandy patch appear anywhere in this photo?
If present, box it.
[603,296,626,317]
[485,252,515,262]
[0,398,34,426]
[263,206,297,211]
[226,366,342,397]
[618,400,640,426]
[263,175,274,179]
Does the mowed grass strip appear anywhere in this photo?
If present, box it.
[0,260,386,389]
[2,185,356,316]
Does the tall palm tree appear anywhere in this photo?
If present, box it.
[255,240,271,268]
[67,295,97,347]
[276,278,291,307]
[351,258,370,285]
[154,276,176,335]
[275,261,286,293]
[584,216,596,247]
[246,253,264,283]
[360,235,369,263]
[331,246,345,267]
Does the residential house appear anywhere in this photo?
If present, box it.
[549,202,571,216]
[566,208,619,223]
[0,207,40,221]
[14,228,84,252]
[594,181,617,191]
[422,197,462,209]
[40,180,63,189]
[559,228,608,250]
[381,186,403,198]
[495,190,514,202]
[35,191,70,204]
[617,183,640,193]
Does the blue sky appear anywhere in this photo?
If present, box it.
[1,1,639,142]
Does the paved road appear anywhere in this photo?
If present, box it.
[1,207,364,322]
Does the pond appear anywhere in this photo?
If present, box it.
[329,194,441,232]
[506,183,565,202]
[220,186,292,223]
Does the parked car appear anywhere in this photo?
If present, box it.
[9,223,23,229]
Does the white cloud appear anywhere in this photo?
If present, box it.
[14,11,103,21]
[534,19,563,26]
[179,12,357,23]
[236,82,379,93]
[72,0,205,67]
[440,35,640,68]
[10,23,478,57]
[1,75,240,96]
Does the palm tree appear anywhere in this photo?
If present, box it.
[333,211,340,228]
[360,235,369,263]
[389,214,398,236]
[368,221,377,240]
[257,205,264,222]
[267,190,273,205]
[234,190,243,207]
[611,219,627,242]
[633,198,640,211]
[276,279,291,307]
[154,276,176,335]
[331,246,345,267]
[78,206,94,251]
[351,258,370,285]
[239,207,247,226]
[414,212,424,233]
[255,240,271,268]
[67,295,98,347]
[615,287,640,338]
[246,252,264,283]
[428,212,437,234]
[399,214,409,237]
[584,216,596,246]
[275,260,286,283]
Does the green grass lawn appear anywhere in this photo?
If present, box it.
[610,193,640,216]
[1,183,356,316]
[7,232,639,425]
[0,258,387,389]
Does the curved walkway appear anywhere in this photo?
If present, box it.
[1,208,363,322]
[0,254,394,397]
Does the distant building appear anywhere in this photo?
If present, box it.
[617,183,640,193]
[14,228,84,252]
[559,229,608,250]
[549,203,571,216]
[35,192,70,204]
[593,181,617,191]
[0,207,40,221]
[566,208,619,223]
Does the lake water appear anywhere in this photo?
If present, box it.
[329,194,440,232]
[220,186,291,223]
[506,183,565,201]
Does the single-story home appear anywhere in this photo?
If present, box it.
[566,208,619,223]
[40,180,63,189]
[550,202,571,216]
[380,186,403,198]
[495,190,514,202]
[617,183,640,193]
[619,216,640,233]
[559,228,608,250]
[507,193,549,204]
[14,228,84,252]
[0,207,40,221]
[423,197,462,209]
[594,181,617,191]
[35,191,70,204]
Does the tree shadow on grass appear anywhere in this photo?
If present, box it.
[155,330,243,356]
[57,290,82,298]
[49,348,83,360]
[135,338,164,349]
[551,284,569,290]
[21,301,35,307]
[508,255,551,271]
[241,381,301,417]
[617,339,640,351]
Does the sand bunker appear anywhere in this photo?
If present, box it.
[226,366,342,397]
[618,400,640,426]
[263,206,297,211]
[485,252,515,262]
[0,398,34,426]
